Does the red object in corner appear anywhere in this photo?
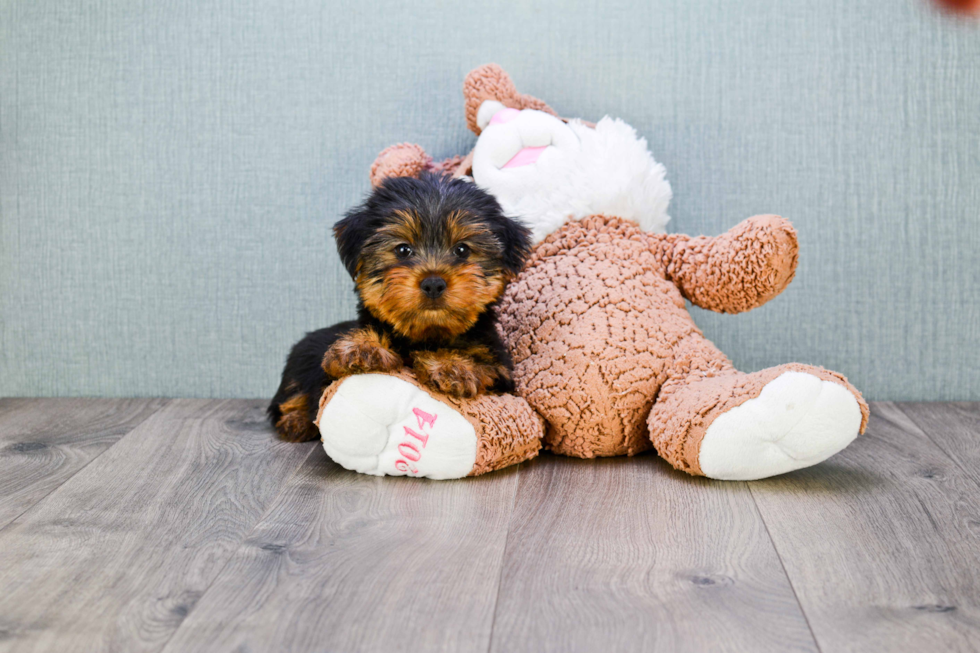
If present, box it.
[933,0,980,15]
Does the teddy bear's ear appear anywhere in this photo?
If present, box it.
[464,64,559,136]
[369,143,432,187]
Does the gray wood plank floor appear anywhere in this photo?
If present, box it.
[0,398,168,530]
[0,399,978,653]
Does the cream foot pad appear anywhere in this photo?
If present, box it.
[698,372,863,481]
[316,374,477,480]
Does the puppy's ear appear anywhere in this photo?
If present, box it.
[493,215,533,277]
[333,206,374,279]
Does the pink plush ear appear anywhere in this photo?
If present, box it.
[464,64,558,135]
[369,143,433,187]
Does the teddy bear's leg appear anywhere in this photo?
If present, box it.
[315,371,542,479]
[648,334,869,481]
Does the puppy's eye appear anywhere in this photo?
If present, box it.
[452,243,470,259]
[394,244,413,259]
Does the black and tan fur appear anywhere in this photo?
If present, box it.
[269,173,532,442]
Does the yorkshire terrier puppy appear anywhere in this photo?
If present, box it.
[269,172,533,442]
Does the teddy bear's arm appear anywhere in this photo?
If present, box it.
[653,214,799,314]
[370,144,471,187]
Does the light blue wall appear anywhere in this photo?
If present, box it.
[2,0,978,400]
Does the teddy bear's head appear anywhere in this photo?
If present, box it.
[370,64,673,245]
[470,103,672,244]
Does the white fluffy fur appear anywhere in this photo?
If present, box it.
[471,111,672,244]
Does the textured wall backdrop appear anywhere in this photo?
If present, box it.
[1,0,978,400]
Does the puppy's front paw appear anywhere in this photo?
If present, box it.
[323,329,402,377]
[413,348,509,398]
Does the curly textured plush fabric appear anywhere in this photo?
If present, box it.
[495,213,862,464]
[440,390,544,476]
[498,216,682,457]
[369,143,432,187]
[428,153,468,177]
[371,144,472,186]
[658,214,799,314]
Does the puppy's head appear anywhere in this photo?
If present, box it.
[334,172,531,341]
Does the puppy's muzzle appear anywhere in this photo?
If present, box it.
[420,275,448,299]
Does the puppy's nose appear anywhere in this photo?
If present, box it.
[420,276,447,299]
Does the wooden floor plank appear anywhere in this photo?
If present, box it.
[0,399,314,653]
[488,454,817,653]
[160,448,520,653]
[0,398,168,530]
[897,402,980,487]
[4,399,978,653]
[750,402,980,653]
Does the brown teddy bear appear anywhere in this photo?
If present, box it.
[315,64,868,481]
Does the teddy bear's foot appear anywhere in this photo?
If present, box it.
[315,371,543,479]
[698,371,863,480]
[315,373,477,479]
[649,365,869,481]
